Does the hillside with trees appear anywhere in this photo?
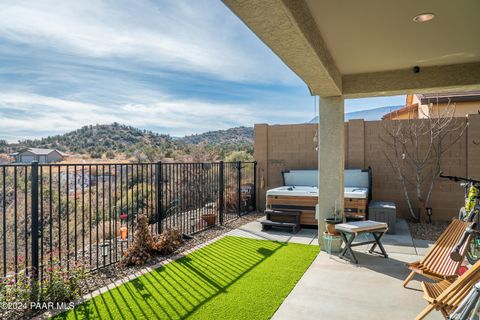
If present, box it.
[181,127,253,145]
[179,126,253,161]
[11,123,254,162]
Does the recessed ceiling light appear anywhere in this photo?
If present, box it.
[413,13,435,23]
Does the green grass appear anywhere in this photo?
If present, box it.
[53,236,318,320]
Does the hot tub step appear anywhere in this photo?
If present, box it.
[265,209,301,217]
[261,220,300,233]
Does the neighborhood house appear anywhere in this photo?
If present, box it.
[11,148,66,163]
[383,91,480,120]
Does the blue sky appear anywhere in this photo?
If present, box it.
[0,0,405,142]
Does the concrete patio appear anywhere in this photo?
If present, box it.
[227,217,442,319]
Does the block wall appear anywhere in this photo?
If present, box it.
[254,115,480,221]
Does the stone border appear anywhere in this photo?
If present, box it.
[35,233,227,319]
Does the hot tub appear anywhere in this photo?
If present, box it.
[266,169,371,226]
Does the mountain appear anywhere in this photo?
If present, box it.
[309,105,404,123]
[12,124,254,160]
[179,126,253,145]
[17,123,175,154]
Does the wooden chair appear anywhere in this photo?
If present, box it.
[416,260,480,320]
[403,219,471,287]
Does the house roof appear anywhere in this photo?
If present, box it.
[18,148,67,156]
[382,104,419,120]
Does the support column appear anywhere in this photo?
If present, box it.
[318,96,345,241]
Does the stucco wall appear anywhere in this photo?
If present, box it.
[420,101,480,118]
[254,114,480,221]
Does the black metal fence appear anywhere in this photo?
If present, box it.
[0,161,256,277]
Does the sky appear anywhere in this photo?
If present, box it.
[0,0,405,143]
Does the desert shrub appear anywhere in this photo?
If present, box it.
[41,260,88,303]
[121,214,184,266]
[224,150,252,162]
[0,270,36,305]
[105,150,115,159]
[0,260,88,318]
[121,214,156,266]
[89,150,102,159]
[153,228,183,255]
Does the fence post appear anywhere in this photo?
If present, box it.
[253,161,257,212]
[31,161,39,280]
[219,161,224,224]
[156,161,163,234]
[237,161,242,217]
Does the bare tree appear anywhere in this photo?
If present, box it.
[381,100,467,222]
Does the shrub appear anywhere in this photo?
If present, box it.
[0,270,36,305]
[0,260,88,317]
[121,214,156,266]
[42,260,88,303]
[89,150,102,159]
[153,228,183,255]
[105,150,115,159]
[121,214,184,266]
[224,150,252,162]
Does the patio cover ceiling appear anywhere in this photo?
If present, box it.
[223,0,480,98]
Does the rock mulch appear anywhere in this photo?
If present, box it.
[407,220,450,241]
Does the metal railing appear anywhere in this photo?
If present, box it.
[0,161,256,277]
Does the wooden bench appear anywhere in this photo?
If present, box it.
[261,210,301,233]
[403,219,471,287]
[416,260,480,320]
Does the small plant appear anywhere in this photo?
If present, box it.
[0,270,36,305]
[0,259,88,318]
[332,207,343,222]
[324,200,343,235]
[121,214,156,266]
[42,259,88,303]
[327,200,343,222]
[153,228,183,255]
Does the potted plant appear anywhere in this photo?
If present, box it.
[324,200,343,235]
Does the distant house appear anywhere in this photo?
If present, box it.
[383,91,480,120]
[381,103,420,120]
[11,148,67,164]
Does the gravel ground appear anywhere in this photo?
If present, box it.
[407,220,450,241]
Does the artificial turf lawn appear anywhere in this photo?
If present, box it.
[53,236,319,320]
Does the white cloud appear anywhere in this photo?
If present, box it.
[0,0,296,84]
[0,0,318,142]
[0,92,261,142]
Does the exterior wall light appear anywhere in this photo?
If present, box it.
[413,13,435,23]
